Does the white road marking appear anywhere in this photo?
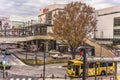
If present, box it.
[10,78,14,80]
[22,78,26,80]
[16,78,20,80]
[28,78,32,80]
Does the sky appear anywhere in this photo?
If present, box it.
[0,0,119,21]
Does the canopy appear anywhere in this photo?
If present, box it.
[86,57,120,62]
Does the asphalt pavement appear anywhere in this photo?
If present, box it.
[0,48,119,80]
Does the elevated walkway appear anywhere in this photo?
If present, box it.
[0,35,54,43]
[0,36,115,57]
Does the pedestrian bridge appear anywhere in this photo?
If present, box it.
[0,35,54,43]
[0,36,115,57]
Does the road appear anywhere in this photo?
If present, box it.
[8,49,67,77]
[0,49,120,80]
[7,50,67,80]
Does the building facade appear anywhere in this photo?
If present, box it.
[38,4,65,33]
[38,4,120,45]
[96,6,120,44]
[38,4,67,51]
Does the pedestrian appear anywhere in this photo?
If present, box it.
[79,49,83,56]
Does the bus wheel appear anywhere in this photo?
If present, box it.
[101,71,106,76]
[79,73,83,77]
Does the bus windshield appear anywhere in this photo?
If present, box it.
[67,61,73,70]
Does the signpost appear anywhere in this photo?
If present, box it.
[2,56,7,78]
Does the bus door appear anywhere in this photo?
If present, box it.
[95,63,99,76]
[70,64,76,77]
[75,65,80,77]
[88,62,99,76]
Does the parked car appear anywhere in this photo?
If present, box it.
[5,50,11,55]
[51,54,69,59]
[1,49,6,54]
[48,50,60,55]
[1,49,11,55]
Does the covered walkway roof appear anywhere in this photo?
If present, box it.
[87,56,120,62]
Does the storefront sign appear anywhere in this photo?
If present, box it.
[43,8,49,13]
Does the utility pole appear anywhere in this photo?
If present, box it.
[83,43,86,80]
[43,42,46,80]
[25,38,28,60]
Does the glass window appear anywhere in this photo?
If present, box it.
[40,27,47,35]
[89,63,95,68]
[114,29,120,36]
[108,63,113,66]
[81,64,83,69]
[46,12,52,24]
[114,17,120,26]
[67,61,73,70]
[100,62,106,67]
[73,65,76,71]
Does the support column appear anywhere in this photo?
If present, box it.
[115,62,117,80]
[83,43,86,80]
[46,40,48,52]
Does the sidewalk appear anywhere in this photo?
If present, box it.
[38,75,119,80]
[38,77,116,80]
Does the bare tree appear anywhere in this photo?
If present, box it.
[52,2,96,59]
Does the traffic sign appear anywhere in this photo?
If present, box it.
[2,57,7,64]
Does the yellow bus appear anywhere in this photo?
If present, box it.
[66,59,114,77]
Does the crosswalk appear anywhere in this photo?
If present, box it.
[7,77,36,80]
[6,76,37,80]
[8,78,33,80]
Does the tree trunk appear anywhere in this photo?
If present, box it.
[71,48,76,59]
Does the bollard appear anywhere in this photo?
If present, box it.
[2,69,4,78]
[110,77,113,80]
[5,71,8,78]
[52,74,54,79]
[65,74,67,79]
[113,76,115,80]
[41,74,42,78]
[98,77,102,80]
[98,77,99,80]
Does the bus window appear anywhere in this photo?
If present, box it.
[67,61,74,71]
[108,63,113,66]
[68,65,75,72]
[89,63,95,68]
[73,65,76,71]
[68,61,73,66]
[100,62,106,67]
[75,65,80,76]
[67,65,72,70]
[81,64,83,69]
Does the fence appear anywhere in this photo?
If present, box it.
[38,74,117,80]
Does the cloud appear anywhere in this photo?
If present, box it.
[0,0,119,20]
[104,0,120,5]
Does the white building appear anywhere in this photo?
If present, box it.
[96,6,120,39]
[38,4,120,44]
